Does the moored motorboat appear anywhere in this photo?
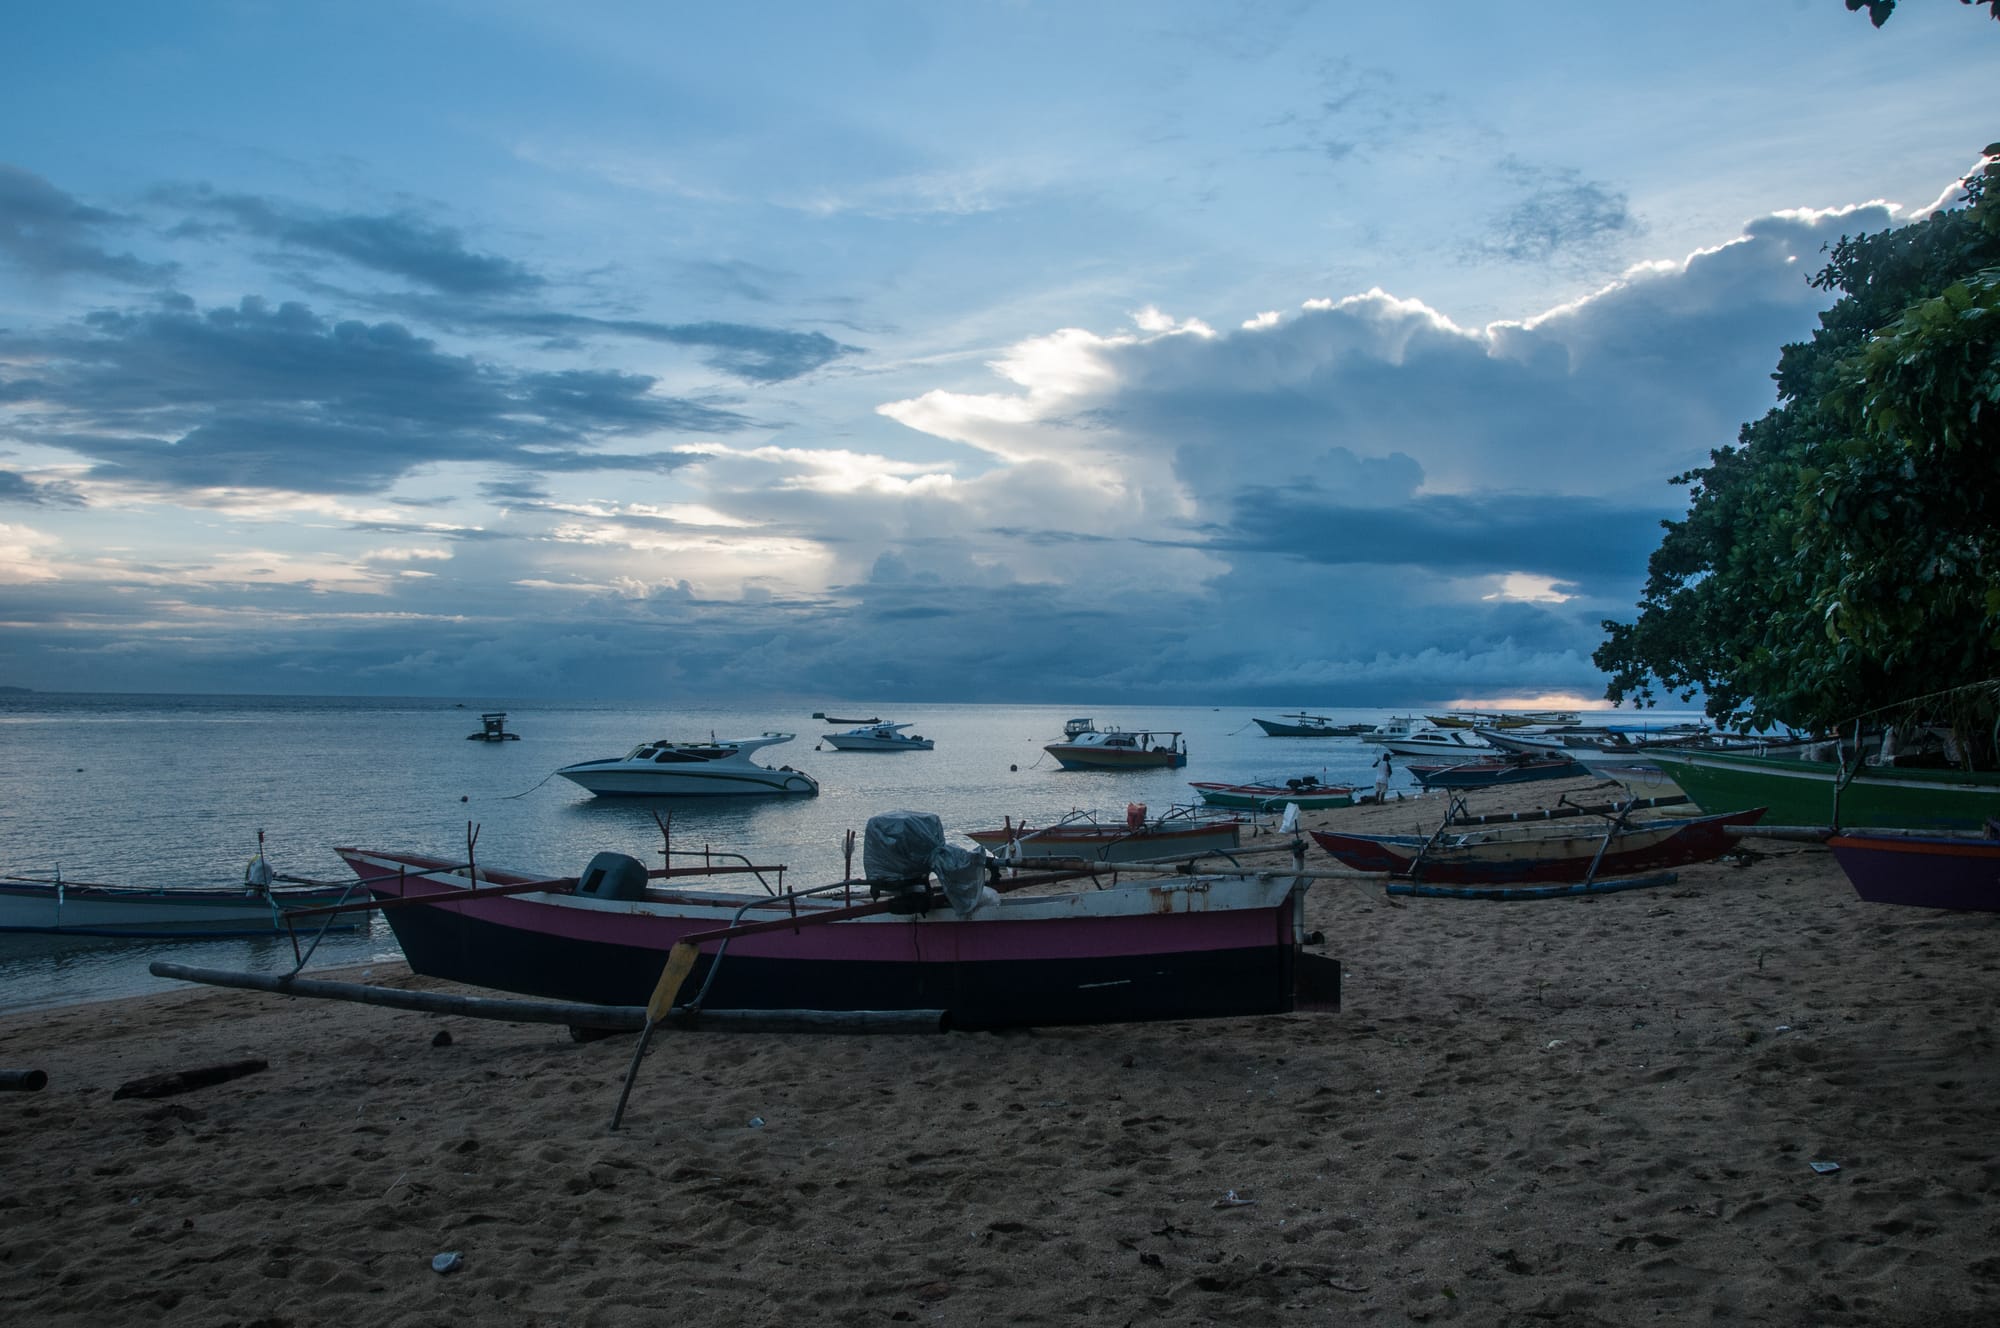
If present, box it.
[1253,713,1370,738]
[333,815,1335,1029]
[555,733,820,797]
[821,721,934,752]
[1190,776,1356,811]
[1373,727,1494,762]
[1309,807,1765,884]
[1043,718,1188,770]
[1826,828,2000,911]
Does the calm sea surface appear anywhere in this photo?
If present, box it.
[0,692,1699,1014]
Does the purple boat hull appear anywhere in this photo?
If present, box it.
[1827,832,2000,911]
[337,848,1327,1029]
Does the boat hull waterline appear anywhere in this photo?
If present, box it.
[335,848,1320,1029]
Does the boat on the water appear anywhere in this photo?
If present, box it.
[1373,727,1494,762]
[333,817,1335,1029]
[0,840,362,938]
[1826,827,2000,911]
[811,711,880,725]
[1308,807,1765,884]
[963,807,1244,864]
[1644,748,2000,831]
[820,721,934,752]
[467,711,520,742]
[1190,776,1356,811]
[1406,752,1584,790]
[1043,719,1188,770]
[555,733,820,797]
[1252,713,1369,738]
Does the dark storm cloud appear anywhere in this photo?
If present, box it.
[1477,160,1640,265]
[158,184,542,296]
[0,296,749,496]
[0,164,175,284]
[1214,486,1663,590]
[0,469,83,506]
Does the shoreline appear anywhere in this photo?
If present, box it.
[5,776,1999,1325]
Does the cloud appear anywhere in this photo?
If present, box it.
[1474,159,1641,267]
[159,184,542,296]
[0,296,751,497]
[0,164,175,284]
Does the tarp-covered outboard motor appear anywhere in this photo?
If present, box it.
[863,811,997,916]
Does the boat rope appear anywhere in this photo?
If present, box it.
[499,768,567,800]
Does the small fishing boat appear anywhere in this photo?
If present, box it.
[466,711,520,741]
[1043,719,1188,770]
[963,807,1244,864]
[1406,752,1584,790]
[821,721,934,752]
[555,733,819,797]
[1252,713,1370,738]
[811,711,881,725]
[0,837,362,937]
[1309,807,1765,884]
[1826,828,2000,911]
[333,814,1334,1029]
[1190,777,1356,811]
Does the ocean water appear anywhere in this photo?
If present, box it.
[0,692,1698,1014]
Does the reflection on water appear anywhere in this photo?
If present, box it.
[0,919,401,1017]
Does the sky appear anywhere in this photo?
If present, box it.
[1,2,1994,709]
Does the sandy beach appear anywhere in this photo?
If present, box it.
[5,774,1999,1326]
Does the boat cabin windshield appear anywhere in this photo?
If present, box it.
[626,742,736,762]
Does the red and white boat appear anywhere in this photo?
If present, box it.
[334,826,1332,1029]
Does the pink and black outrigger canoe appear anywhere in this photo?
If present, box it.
[1308,807,1766,885]
[333,846,1337,1029]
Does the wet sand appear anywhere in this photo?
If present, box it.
[4,774,1998,1326]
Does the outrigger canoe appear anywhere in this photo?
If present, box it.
[334,831,1333,1029]
[1308,807,1766,885]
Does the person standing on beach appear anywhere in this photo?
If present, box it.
[1372,752,1392,803]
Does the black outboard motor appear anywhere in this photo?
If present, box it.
[576,851,649,901]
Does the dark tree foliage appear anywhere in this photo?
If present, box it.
[1595,149,2000,749]
[1845,0,2000,26]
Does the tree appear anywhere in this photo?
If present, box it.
[1595,149,2000,751]
[1845,0,2000,27]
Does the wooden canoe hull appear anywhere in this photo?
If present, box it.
[1308,808,1765,884]
[336,848,1314,1029]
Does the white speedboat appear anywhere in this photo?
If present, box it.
[556,733,820,797]
[1373,727,1494,762]
[821,721,934,752]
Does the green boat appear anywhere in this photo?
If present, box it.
[1644,748,2000,831]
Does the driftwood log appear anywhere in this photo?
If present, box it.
[111,1058,268,1101]
[147,962,948,1035]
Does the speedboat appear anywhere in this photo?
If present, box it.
[821,721,934,752]
[555,733,820,797]
[1373,728,1493,762]
[1043,719,1188,770]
